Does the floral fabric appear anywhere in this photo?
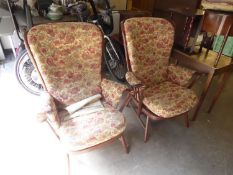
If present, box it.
[37,92,60,128]
[143,81,198,118]
[123,17,198,119]
[125,72,142,86]
[124,17,174,86]
[101,78,127,108]
[167,64,196,87]
[58,106,126,151]
[27,22,103,107]
[28,23,127,152]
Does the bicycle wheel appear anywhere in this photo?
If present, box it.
[15,49,43,95]
[104,39,126,82]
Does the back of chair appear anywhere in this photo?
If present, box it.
[122,17,174,86]
[26,22,103,107]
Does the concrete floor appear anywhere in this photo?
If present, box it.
[0,56,233,175]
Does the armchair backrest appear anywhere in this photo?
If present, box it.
[26,22,103,107]
[122,17,174,86]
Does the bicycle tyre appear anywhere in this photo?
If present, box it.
[104,39,126,82]
[15,49,43,95]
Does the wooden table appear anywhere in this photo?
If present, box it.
[172,48,233,120]
[171,9,233,121]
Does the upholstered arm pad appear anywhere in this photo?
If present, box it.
[101,79,128,108]
[37,92,60,128]
[126,72,142,86]
[167,64,196,87]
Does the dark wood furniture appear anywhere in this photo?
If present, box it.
[172,48,233,121]
[199,10,233,66]
[131,0,156,12]
[187,10,233,120]
[169,8,204,51]
[153,0,203,52]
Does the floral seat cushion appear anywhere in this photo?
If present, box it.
[143,81,198,118]
[57,105,126,151]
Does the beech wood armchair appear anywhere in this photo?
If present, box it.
[25,22,129,175]
[121,17,200,142]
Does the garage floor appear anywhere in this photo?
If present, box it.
[0,56,233,175]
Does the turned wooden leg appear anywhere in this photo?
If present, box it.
[119,135,129,154]
[119,91,132,112]
[208,71,232,113]
[199,32,206,53]
[67,153,70,175]
[205,35,214,57]
[192,72,215,121]
[144,116,150,143]
[184,113,189,128]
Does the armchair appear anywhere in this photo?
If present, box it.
[122,17,199,142]
[25,22,129,174]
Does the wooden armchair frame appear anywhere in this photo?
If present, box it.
[25,23,129,175]
[121,19,205,142]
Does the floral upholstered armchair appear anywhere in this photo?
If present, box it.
[121,17,199,142]
[25,22,129,174]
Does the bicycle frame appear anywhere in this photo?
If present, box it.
[6,0,33,55]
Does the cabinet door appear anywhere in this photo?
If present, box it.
[109,0,127,10]
[132,0,156,12]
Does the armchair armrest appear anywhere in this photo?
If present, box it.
[125,72,142,86]
[101,79,128,108]
[37,92,60,128]
[125,72,145,115]
[171,49,212,74]
[167,64,196,87]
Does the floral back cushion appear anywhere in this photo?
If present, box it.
[124,17,174,86]
[27,22,103,106]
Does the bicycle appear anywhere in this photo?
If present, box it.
[69,0,127,82]
[7,0,126,95]
[6,0,43,95]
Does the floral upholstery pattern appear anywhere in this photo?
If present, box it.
[27,23,127,152]
[125,72,142,86]
[27,23,103,107]
[101,78,128,108]
[58,106,126,151]
[37,92,60,128]
[123,17,198,119]
[167,64,196,87]
[124,17,174,86]
[143,81,198,118]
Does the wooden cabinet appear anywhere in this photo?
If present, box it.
[154,0,202,10]
[131,0,156,12]
[153,0,203,51]
[109,0,127,10]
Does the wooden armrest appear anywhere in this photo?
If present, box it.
[171,49,214,74]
